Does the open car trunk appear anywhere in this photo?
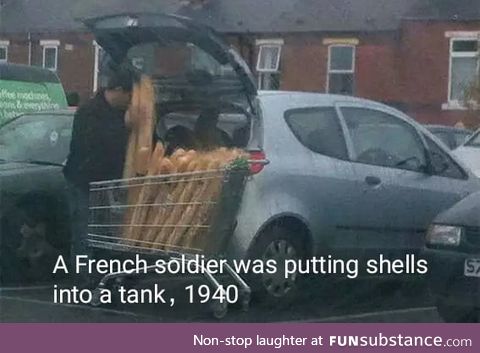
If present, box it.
[84,13,260,259]
[84,12,260,151]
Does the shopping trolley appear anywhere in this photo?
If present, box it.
[87,161,251,318]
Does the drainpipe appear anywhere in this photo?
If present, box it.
[27,31,32,65]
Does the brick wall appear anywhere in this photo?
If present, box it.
[398,20,480,127]
[3,21,480,126]
[3,32,96,104]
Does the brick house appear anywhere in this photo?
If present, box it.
[1,0,479,126]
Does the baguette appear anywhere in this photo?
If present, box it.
[182,159,225,250]
[126,143,165,244]
[182,149,246,250]
[176,159,223,250]
[134,76,155,176]
[152,157,206,249]
[142,158,178,246]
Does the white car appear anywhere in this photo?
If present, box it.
[454,130,480,177]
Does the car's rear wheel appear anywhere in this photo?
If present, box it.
[248,226,306,303]
[436,300,478,323]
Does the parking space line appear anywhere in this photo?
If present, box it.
[0,295,155,319]
[0,285,55,292]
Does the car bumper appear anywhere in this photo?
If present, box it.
[424,248,480,307]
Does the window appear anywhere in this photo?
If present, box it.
[0,43,8,63]
[424,136,466,179]
[285,107,348,160]
[465,131,480,147]
[0,113,73,165]
[449,38,479,104]
[189,44,233,75]
[256,39,283,90]
[327,45,355,95]
[41,40,59,71]
[342,107,426,172]
[453,132,470,148]
[431,131,452,149]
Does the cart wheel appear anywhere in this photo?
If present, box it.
[90,288,102,307]
[211,300,228,320]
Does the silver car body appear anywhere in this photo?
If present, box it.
[228,91,480,260]
[454,147,480,178]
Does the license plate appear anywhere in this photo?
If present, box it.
[464,259,480,277]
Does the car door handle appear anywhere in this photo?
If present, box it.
[365,176,382,186]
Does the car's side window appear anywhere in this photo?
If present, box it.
[453,132,469,148]
[432,131,453,149]
[341,107,427,172]
[424,136,467,180]
[285,107,348,160]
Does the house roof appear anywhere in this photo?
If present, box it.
[0,0,182,33]
[180,0,425,33]
[407,0,480,21]
[1,0,479,34]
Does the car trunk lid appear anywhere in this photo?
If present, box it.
[83,13,257,105]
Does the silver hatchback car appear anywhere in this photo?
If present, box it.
[229,91,480,299]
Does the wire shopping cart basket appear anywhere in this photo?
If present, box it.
[87,164,251,318]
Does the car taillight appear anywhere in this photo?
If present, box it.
[249,151,267,175]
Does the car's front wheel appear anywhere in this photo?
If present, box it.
[436,300,478,323]
[248,226,306,303]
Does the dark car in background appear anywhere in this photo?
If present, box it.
[0,111,73,285]
[425,191,480,322]
[425,125,472,150]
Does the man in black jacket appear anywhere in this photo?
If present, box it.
[64,67,139,283]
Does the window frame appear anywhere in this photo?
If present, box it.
[284,106,349,161]
[327,44,356,95]
[337,104,430,174]
[41,40,60,71]
[256,39,283,90]
[446,34,480,109]
[0,41,8,63]
[423,134,468,180]
[256,41,283,73]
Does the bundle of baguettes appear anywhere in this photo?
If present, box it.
[122,145,247,251]
[120,75,249,251]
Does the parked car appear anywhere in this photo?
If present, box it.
[0,111,73,285]
[231,93,480,298]
[425,124,472,150]
[424,191,480,322]
[453,130,480,177]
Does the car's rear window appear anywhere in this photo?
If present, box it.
[284,107,348,160]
